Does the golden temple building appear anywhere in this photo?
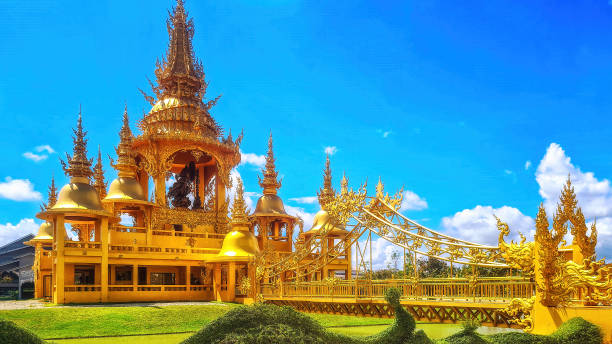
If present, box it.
[27,0,351,305]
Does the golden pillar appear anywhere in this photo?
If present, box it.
[132,264,138,291]
[100,217,109,302]
[154,173,166,207]
[228,262,236,301]
[213,264,222,301]
[54,214,65,304]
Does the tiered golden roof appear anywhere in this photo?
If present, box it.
[106,107,148,203]
[54,111,104,212]
[137,0,220,139]
[254,133,287,215]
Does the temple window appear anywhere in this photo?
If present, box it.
[150,272,175,285]
[74,265,95,285]
[115,266,132,283]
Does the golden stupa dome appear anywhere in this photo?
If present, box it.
[53,180,104,211]
[32,222,53,242]
[306,209,347,236]
[253,194,287,215]
[105,177,146,202]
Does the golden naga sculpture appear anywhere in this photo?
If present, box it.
[564,258,612,305]
[495,217,534,274]
[503,296,535,332]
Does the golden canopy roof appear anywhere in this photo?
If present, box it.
[133,0,241,187]
[31,222,53,243]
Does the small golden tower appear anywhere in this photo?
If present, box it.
[93,146,107,200]
[303,155,351,280]
[252,133,298,255]
[54,110,104,211]
[106,106,147,202]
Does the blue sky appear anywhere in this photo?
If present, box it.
[2,0,612,265]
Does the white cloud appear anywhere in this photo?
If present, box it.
[441,205,534,246]
[22,152,48,162]
[289,196,318,204]
[0,218,39,246]
[525,160,532,170]
[285,204,316,234]
[535,143,612,257]
[0,177,42,201]
[240,150,266,168]
[23,144,56,162]
[377,129,392,138]
[35,145,55,154]
[400,190,428,211]
[354,237,402,271]
[536,143,612,219]
[324,146,338,155]
[504,169,513,175]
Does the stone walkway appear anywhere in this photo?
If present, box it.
[0,300,224,310]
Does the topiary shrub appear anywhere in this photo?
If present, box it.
[551,317,602,344]
[0,320,46,344]
[484,317,601,344]
[182,287,429,344]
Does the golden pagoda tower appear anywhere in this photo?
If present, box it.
[133,0,241,213]
[303,155,351,280]
[40,110,112,303]
[210,177,259,302]
[252,133,298,255]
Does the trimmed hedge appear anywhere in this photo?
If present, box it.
[444,316,601,344]
[182,287,431,344]
[0,320,46,344]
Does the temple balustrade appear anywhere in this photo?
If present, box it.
[63,284,214,303]
[262,277,535,303]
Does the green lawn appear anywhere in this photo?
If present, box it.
[0,304,394,340]
[0,304,236,339]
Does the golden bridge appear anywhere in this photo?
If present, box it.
[256,179,612,337]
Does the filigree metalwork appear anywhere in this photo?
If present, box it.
[151,207,215,230]
[496,217,534,274]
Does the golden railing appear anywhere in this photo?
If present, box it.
[262,277,535,303]
[64,241,101,249]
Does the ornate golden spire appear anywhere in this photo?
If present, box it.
[258,132,282,195]
[340,172,348,195]
[44,177,58,210]
[60,109,93,183]
[139,0,221,139]
[231,177,250,226]
[111,106,138,178]
[317,154,334,205]
[560,176,597,259]
[93,146,107,199]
